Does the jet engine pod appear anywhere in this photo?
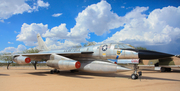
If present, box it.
[46,60,81,70]
[13,56,31,64]
[79,61,131,73]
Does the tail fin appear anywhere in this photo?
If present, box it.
[37,33,49,51]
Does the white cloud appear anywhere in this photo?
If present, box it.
[46,40,80,50]
[43,0,126,43]
[6,1,179,54]
[0,47,16,53]
[0,44,26,53]
[0,20,4,23]
[16,23,79,50]
[104,6,180,46]
[0,0,50,21]
[16,44,26,53]
[42,23,68,39]
[52,13,62,17]
[16,23,48,46]
[67,0,126,42]
[125,6,149,19]
[37,0,49,7]
[121,6,125,8]
[8,42,14,44]
[14,31,18,33]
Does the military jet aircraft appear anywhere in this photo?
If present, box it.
[7,34,174,79]
[138,56,180,72]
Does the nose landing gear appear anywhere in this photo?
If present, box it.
[131,64,142,80]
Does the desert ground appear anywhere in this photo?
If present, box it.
[0,66,180,91]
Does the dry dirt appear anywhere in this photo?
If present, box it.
[0,66,180,91]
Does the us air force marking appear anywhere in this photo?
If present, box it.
[117,51,121,55]
[117,50,122,55]
[116,50,122,59]
[102,45,108,51]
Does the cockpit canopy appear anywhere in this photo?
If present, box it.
[114,43,134,49]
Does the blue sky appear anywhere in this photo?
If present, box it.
[0,0,180,54]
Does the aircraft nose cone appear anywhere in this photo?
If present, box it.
[138,50,174,59]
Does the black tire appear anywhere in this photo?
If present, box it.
[161,67,166,72]
[57,70,60,73]
[131,74,138,79]
[135,74,139,79]
[54,69,58,73]
[166,68,171,72]
[50,70,54,74]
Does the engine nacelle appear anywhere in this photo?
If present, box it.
[13,56,31,64]
[46,60,81,70]
[79,61,131,73]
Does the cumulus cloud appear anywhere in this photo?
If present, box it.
[42,0,126,43]
[0,44,26,53]
[46,40,80,50]
[0,0,49,21]
[67,0,126,42]
[52,13,62,17]
[104,6,180,46]
[37,0,49,7]
[42,23,68,39]
[8,1,180,54]
[16,23,79,50]
[16,23,48,46]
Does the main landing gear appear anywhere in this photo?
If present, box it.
[161,67,171,72]
[31,61,37,70]
[7,61,13,70]
[50,69,60,74]
[131,64,142,80]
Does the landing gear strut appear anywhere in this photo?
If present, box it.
[7,61,13,70]
[161,67,171,72]
[31,61,37,70]
[131,64,142,80]
[50,69,60,74]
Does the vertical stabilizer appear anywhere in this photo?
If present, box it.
[37,33,49,51]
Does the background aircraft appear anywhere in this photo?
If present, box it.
[3,34,174,79]
[138,56,180,72]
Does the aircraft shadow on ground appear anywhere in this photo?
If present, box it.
[140,69,180,73]
[25,70,180,81]
[0,74,10,76]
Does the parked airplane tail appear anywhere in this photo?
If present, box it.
[37,33,49,51]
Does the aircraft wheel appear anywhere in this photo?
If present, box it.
[131,74,138,79]
[160,67,166,72]
[135,74,139,79]
[50,70,54,74]
[57,70,60,73]
[54,69,58,73]
[166,68,171,72]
